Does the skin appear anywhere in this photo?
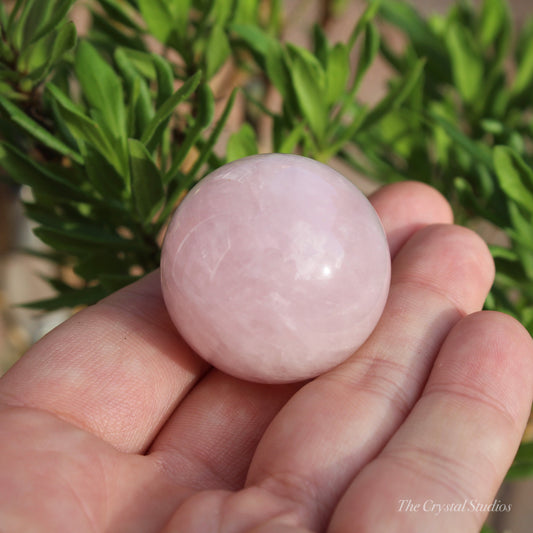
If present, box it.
[0,181,532,533]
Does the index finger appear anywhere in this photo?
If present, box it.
[0,270,209,453]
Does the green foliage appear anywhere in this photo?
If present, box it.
[1,0,533,484]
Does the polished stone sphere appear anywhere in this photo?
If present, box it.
[161,154,390,383]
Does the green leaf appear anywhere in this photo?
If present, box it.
[137,0,188,44]
[446,23,484,103]
[117,49,156,79]
[287,44,327,141]
[277,121,305,154]
[20,285,108,311]
[493,147,533,212]
[506,441,533,480]
[187,88,238,180]
[512,29,533,96]
[205,23,231,79]
[351,22,380,96]
[33,222,143,253]
[74,251,130,281]
[84,143,126,201]
[90,12,147,53]
[45,83,119,170]
[97,0,143,32]
[360,58,425,131]
[114,48,153,139]
[230,22,274,58]
[141,70,201,147]
[326,42,350,105]
[312,23,329,67]
[129,138,164,221]
[478,0,509,49]
[0,141,84,199]
[0,93,82,164]
[378,0,440,54]
[227,123,258,162]
[164,82,215,183]
[27,21,77,83]
[0,3,8,32]
[151,54,174,108]
[348,0,381,50]
[265,41,293,101]
[28,0,75,45]
[233,0,259,25]
[20,0,54,48]
[378,0,449,82]
[429,111,493,169]
[75,40,126,140]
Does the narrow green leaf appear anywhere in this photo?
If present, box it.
[230,22,273,58]
[489,245,518,262]
[187,88,237,179]
[114,48,154,138]
[118,49,156,79]
[446,23,484,103]
[287,44,327,141]
[97,0,143,32]
[312,23,329,67]
[205,23,231,79]
[45,83,118,168]
[326,42,350,105]
[164,82,214,182]
[360,58,425,131]
[21,0,54,48]
[151,54,174,107]
[75,40,126,140]
[233,0,259,25]
[512,31,533,96]
[74,251,130,280]
[28,21,77,83]
[141,70,201,147]
[10,0,35,49]
[0,93,82,163]
[478,0,509,49]
[7,0,25,33]
[226,123,258,162]
[29,0,75,45]
[90,11,147,52]
[378,0,449,81]
[85,143,125,200]
[377,0,438,51]
[277,121,305,154]
[506,442,533,480]
[33,223,142,252]
[494,147,533,211]
[210,0,233,26]
[351,22,380,96]
[0,141,84,199]
[322,105,368,161]
[129,138,164,221]
[429,112,493,168]
[19,285,108,311]
[99,273,143,293]
[0,3,8,32]
[348,0,381,50]
[265,41,292,100]
[137,0,177,44]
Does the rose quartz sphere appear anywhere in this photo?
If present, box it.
[161,154,390,383]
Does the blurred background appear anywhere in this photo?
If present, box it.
[0,1,532,531]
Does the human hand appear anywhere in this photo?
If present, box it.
[0,181,531,533]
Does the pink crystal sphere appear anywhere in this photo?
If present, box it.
[161,154,390,383]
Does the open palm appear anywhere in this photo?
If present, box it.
[1,181,532,533]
